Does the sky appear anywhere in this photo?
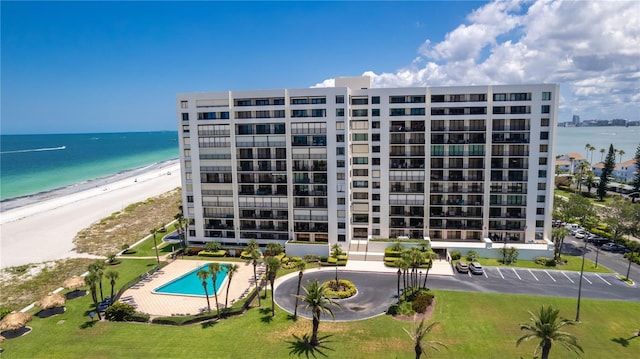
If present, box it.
[1,0,639,134]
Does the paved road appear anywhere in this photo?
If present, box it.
[563,236,640,280]
[275,265,640,321]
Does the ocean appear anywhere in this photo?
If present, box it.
[0,132,179,201]
[0,127,637,203]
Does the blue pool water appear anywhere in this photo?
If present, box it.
[154,264,229,296]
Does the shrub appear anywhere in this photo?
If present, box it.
[127,312,150,323]
[466,250,478,262]
[412,293,433,313]
[0,307,12,320]
[304,254,320,262]
[324,279,357,299]
[398,301,415,316]
[240,251,253,260]
[186,247,203,256]
[319,256,328,262]
[387,304,400,315]
[290,256,302,262]
[624,252,640,265]
[337,254,348,261]
[204,241,221,252]
[535,257,557,266]
[105,302,136,322]
[384,248,403,257]
[197,250,226,257]
[450,251,461,260]
[327,257,338,264]
[590,228,613,240]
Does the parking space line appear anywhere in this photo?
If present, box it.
[484,270,488,278]
[595,274,611,286]
[582,275,592,285]
[562,271,574,283]
[512,268,522,280]
[544,270,556,282]
[528,269,539,281]
[496,268,504,279]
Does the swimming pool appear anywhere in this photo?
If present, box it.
[154,264,229,297]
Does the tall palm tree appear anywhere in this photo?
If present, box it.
[576,161,590,194]
[88,261,106,301]
[599,148,606,162]
[584,171,596,194]
[397,258,410,291]
[250,247,262,307]
[293,261,307,320]
[551,227,569,262]
[150,227,160,264]
[516,305,583,359]
[584,143,591,161]
[588,144,596,164]
[224,264,239,315]
[208,263,223,320]
[618,149,625,163]
[85,272,102,320]
[196,269,211,313]
[298,279,342,347]
[105,270,119,302]
[265,256,281,317]
[422,252,439,289]
[404,316,447,359]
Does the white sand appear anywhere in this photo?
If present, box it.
[0,161,182,269]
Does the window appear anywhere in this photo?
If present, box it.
[372,194,380,200]
[389,96,405,103]
[273,98,285,105]
[337,173,345,180]
[336,108,345,116]
[536,220,545,228]
[538,170,547,178]
[337,134,344,142]
[371,96,380,104]
[273,110,285,118]
[542,92,551,101]
[410,108,426,116]
[352,157,368,165]
[255,99,269,106]
[182,113,189,121]
[336,121,345,130]
[493,93,507,101]
[180,101,188,109]
[337,197,345,204]
[311,97,326,104]
[338,222,346,229]
[372,133,380,141]
[372,158,380,165]
[372,146,380,153]
[336,147,345,155]
[353,192,368,199]
[372,121,380,128]
[539,157,547,165]
[372,109,380,117]
[337,160,345,168]
[291,98,309,105]
[540,132,549,140]
[537,208,545,215]
[372,206,380,212]
[539,144,548,153]
[353,169,368,176]
[351,97,368,105]
[538,183,546,190]
[336,95,344,104]
[338,235,346,242]
[390,108,405,116]
[541,118,549,126]
[541,105,550,114]
[311,109,326,117]
[352,133,368,141]
[353,181,368,188]
[352,109,368,117]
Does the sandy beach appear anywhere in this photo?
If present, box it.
[0,160,182,269]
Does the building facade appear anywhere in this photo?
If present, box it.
[177,77,558,250]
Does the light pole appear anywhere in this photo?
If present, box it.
[576,238,588,322]
[397,269,402,298]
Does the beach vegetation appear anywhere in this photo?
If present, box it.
[104,302,136,321]
[516,305,583,359]
[404,317,447,359]
[297,279,342,347]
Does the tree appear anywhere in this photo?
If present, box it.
[587,144,596,164]
[196,269,211,313]
[88,261,106,301]
[599,148,606,162]
[174,212,187,249]
[597,144,616,201]
[205,241,221,252]
[331,243,344,257]
[105,270,119,301]
[150,227,160,265]
[584,170,596,194]
[404,317,447,359]
[293,261,306,320]
[603,198,635,242]
[618,149,625,163]
[569,156,576,175]
[499,246,519,265]
[516,305,583,359]
[558,194,596,229]
[575,161,590,194]
[298,279,342,347]
[208,263,223,320]
[224,264,239,315]
[250,247,262,307]
[421,252,439,288]
[551,227,569,262]
[584,143,591,162]
[265,242,284,256]
[265,256,281,317]
[633,143,640,195]
[85,272,102,320]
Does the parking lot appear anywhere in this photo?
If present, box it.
[451,266,639,301]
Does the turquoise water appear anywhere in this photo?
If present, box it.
[555,126,639,162]
[154,264,229,296]
[0,132,179,201]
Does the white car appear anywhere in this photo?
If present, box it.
[574,231,588,240]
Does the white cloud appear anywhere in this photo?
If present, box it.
[316,0,640,121]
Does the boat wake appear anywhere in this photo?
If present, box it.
[0,146,66,154]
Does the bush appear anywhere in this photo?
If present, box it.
[319,256,328,262]
[105,302,136,321]
[411,293,433,313]
[450,251,461,260]
[384,248,403,257]
[324,279,357,299]
[398,301,415,316]
[240,251,253,260]
[337,254,348,261]
[0,307,12,320]
[387,304,400,315]
[197,250,226,257]
[304,254,320,262]
[590,228,613,240]
[466,250,478,262]
[624,252,640,265]
[535,257,557,266]
[127,312,150,323]
[186,247,203,256]
[327,257,338,264]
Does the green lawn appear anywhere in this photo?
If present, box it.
[121,229,179,258]
[2,264,638,358]
[473,255,614,273]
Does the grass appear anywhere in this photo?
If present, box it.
[73,188,182,256]
[471,255,614,273]
[554,188,622,206]
[2,283,638,358]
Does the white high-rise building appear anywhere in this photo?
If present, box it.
[177,77,558,252]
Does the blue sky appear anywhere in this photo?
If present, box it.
[2,1,638,134]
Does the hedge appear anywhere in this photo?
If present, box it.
[197,250,227,257]
[324,279,357,299]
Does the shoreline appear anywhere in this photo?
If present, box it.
[0,158,180,212]
[0,160,182,269]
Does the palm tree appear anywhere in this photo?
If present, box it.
[208,263,223,320]
[551,227,569,262]
[404,316,447,359]
[584,171,596,194]
[85,272,102,320]
[516,305,583,359]
[618,149,625,163]
[584,143,591,162]
[250,247,262,307]
[196,269,211,313]
[298,279,342,347]
[293,261,307,320]
[224,264,239,315]
[265,256,281,317]
[588,144,596,164]
[150,227,160,264]
[331,243,344,257]
[105,270,119,301]
[421,252,439,289]
[599,148,606,162]
[569,156,576,175]
[88,261,106,301]
[576,161,590,194]
[265,242,284,256]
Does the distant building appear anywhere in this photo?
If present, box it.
[611,118,627,126]
[612,159,638,182]
[572,115,580,125]
[558,153,587,173]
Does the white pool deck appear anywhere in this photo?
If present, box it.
[120,258,454,317]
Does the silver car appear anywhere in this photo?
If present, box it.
[469,262,483,275]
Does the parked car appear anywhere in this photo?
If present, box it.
[456,261,469,273]
[575,231,590,240]
[591,237,611,246]
[469,262,483,275]
[601,243,627,253]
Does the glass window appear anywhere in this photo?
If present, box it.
[337,134,344,142]
[335,95,344,104]
[542,92,551,101]
[352,133,368,141]
[539,144,548,153]
[180,101,188,109]
[537,195,545,203]
[537,208,545,215]
[541,118,549,126]
[336,147,345,155]
[537,183,546,190]
[540,132,549,140]
[372,109,380,117]
[182,113,189,121]
[538,170,547,178]
[371,96,380,104]
[541,105,550,114]
[351,97,368,105]
[372,134,380,141]
[352,109,368,117]
[336,108,345,117]
[352,157,368,165]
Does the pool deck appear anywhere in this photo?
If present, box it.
[120,259,264,317]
